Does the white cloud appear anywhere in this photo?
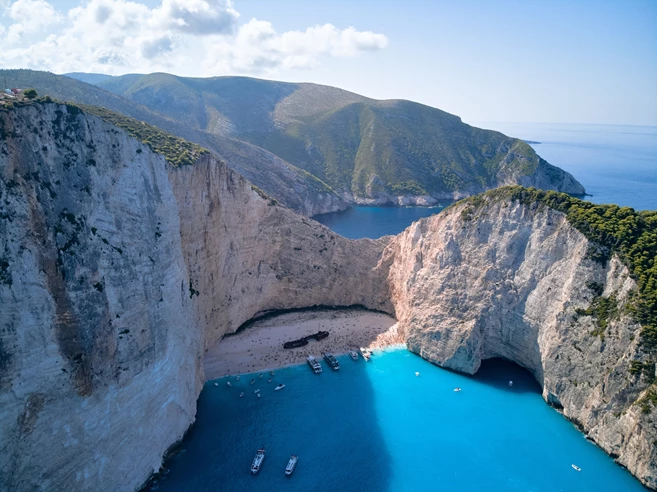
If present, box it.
[0,0,387,76]
[5,0,62,43]
[203,20,389,74]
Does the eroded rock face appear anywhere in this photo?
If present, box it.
[0,102,653,491]
[0,103,390,492]
[384,200,656,489]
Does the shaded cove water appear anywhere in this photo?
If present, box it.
[314,205,446,239]
[150,350,645,492]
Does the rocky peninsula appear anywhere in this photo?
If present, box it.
[0,101,654,491]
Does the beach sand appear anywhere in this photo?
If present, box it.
[203,308,403,379]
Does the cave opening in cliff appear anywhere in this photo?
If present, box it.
[471,358,542,394]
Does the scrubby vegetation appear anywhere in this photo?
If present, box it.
[455,186,657,351]
[77,105,209,166]
[1,93,209,167]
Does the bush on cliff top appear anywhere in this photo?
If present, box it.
[455,186,657,352]
[1,96,209,167]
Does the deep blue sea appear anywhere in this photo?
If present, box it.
[152,350,645,491]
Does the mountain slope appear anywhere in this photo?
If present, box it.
[0,69,346,216]
[94,72,586,203]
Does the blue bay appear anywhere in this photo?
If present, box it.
[152,350,645,492]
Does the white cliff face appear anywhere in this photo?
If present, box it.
[0,102,653,492]
[384,199,656,489]
[0,103,390,492]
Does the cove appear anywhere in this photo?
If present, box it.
[147,349,646,491]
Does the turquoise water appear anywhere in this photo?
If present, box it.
[150,350,645,491]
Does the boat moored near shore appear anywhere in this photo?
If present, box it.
[322,352,340,370]
[349,350,359,361]
[307,356,322,374]
[359,347,372,361]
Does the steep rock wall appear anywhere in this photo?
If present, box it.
[384,199,656,489]
[0,103,390,492]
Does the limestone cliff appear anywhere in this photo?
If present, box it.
[0,102,389,492]
[383,195,657,489]
[1,101,653,492]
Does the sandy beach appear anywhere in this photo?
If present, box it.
[203,308,403,379]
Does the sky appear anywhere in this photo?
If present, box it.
[1,0,656,125]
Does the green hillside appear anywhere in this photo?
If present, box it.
[93,72,585,201]
[1,69,344,215]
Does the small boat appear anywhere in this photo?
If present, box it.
[359,347,371,361]
[250,379,255,385]
[268,378,272,383]
[454,387,462,392]
[349,350,359,361]
[572,464,581,472]
[254,389,260,394]
[259,374,263,379]
[236,376,240,381]
[275,384,286,391]
[251,448,265,474]
[213,382,218,387]
[415,372,420,377]
[270,372,274,376]
[285,455,298,476]
[509,381,514,387]
[227,381,232,387]
[257,393,261,398]
[307,356,322,374]
[322,352,340,371]
[240,392,244,398]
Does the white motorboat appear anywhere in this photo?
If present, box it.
[508,381,514,387]
[239,392,244,398]
[274,384,286,391]
[349,350,359,361]
[254,389,260,394]
[572,464,581,472]
[454,387,462,392]
[268,378,272,383]
[322,352,340,371]
[259,374,263,379]
[227,381,232,387]
[213,382,218,386]
[285,455,298,476]
[236,376,240,381]
[415,372,420,377]
[251,448,265,474]
[359,347,371,361]
[307,356,322,374]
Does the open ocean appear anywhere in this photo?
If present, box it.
[150,123,654,491]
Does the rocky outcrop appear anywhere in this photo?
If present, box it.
[0,102,389,492]
[383,198,656,489]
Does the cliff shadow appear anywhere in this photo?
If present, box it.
[142,356,393,492]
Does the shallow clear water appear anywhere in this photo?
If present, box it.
[152,350,645,492]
